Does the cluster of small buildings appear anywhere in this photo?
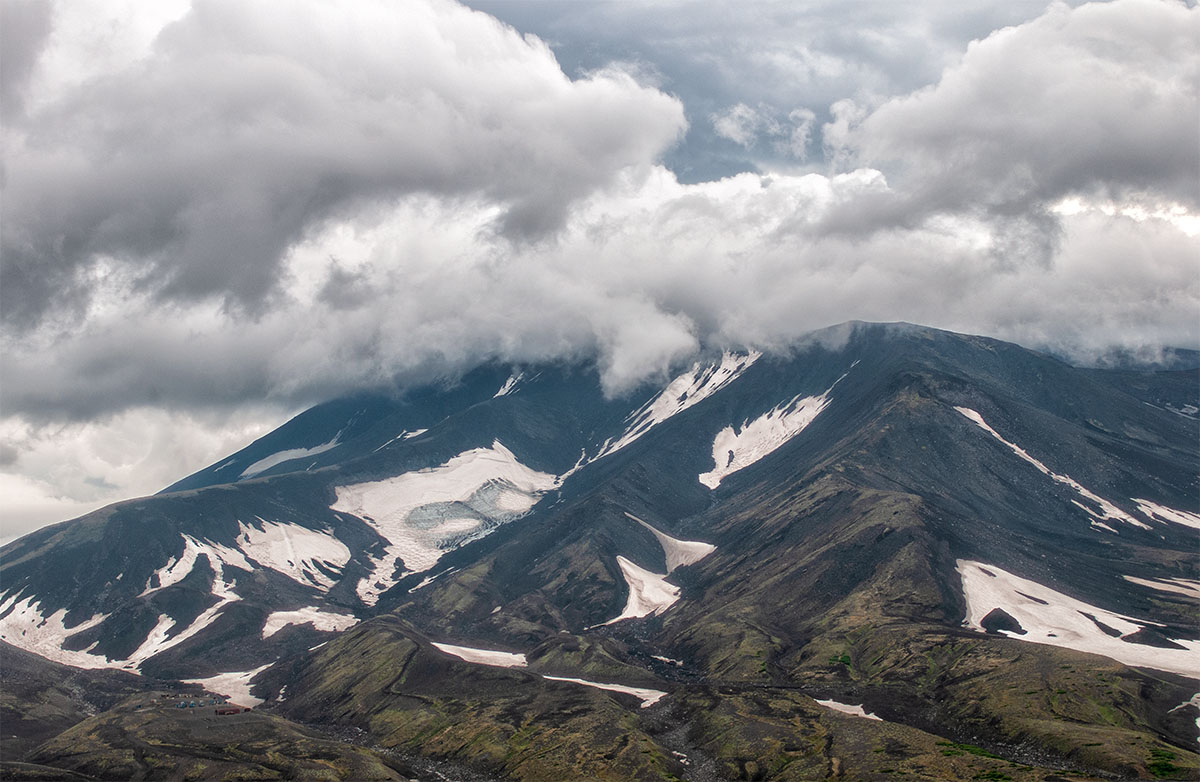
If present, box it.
[162,692,251,715]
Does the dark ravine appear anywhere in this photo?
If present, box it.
[2,322,1197,780]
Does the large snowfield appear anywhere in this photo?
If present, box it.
[331,440,556,604]
[957,559,1199,677]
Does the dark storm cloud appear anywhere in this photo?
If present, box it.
[0,0,53,120]
[1,0,685,328]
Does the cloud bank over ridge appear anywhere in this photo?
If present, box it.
[1,0,1196,536]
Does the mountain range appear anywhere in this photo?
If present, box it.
[2,321,1197,781]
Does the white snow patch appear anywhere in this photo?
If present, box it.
[410,568,458,592]
[372,428,430,454]
[184,664,271,708]
[542,675,666,708]
[138,535,252,597]
[604,556,679,625]
[0,596,111,669]
[625,513,715,573]
[332,441,556,605]
[126,563,242,669]
[1123,576,1200,600]
[239,436,340,479]
[593,351,761,462]
[494,372,525,397]
[699,371,848,489]
[1132,498,1200,531]
[815,699,882,721]
[236,519,350,590]
[651,655,683,666]
[431,642,527,668]
[957,560,1200,677]
[954,408,1150,530]
[261,607,358,639]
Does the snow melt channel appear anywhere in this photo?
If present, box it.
[331,441,556,605]
[700,371,848,489]
[957,560,1200,677]
[954,407,1150,530]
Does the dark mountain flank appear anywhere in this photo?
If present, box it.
[3,323,1197,780]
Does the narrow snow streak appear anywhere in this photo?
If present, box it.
[604,556,679,625]
[593,351,761,462]
[494,372,525,397]
[957,560,1199,676]
[239,436,340,478]
[431,642,527,668]
[815,699,882,721]
[428,640,667,707]
[332,441,556,605]
[700,371,848,489]
[1132,498,1200,530]
[954,407,1150,529]
[261,607,358,639]
[542,675,666,707]
[183,664,271,707]
[624,513,715,573]
[1123,576,1200,600]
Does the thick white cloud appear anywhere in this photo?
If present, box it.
[1,0,1196,536]
[843,0,1199,215]
[1,0,685,324]
[0,407,283,543]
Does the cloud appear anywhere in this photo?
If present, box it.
[711,103,816,160]
[2,0,1197,534]
[1,0,686,327]
[0,406,283,543]
[469,0,1093,177]
[843,0,1199,219]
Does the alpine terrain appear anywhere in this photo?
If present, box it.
[2,322,1197,781]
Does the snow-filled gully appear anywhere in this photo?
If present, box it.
[429,642,666,707]
[954,407,1150,531]
[957,560,1199,677]
[699,368,851,489]
[598,514,717,626]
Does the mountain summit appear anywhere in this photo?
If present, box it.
[3,322,1197,780]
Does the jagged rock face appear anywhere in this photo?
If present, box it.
[3,322,1198,781]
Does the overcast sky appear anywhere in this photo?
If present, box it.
[2,0,1197,541]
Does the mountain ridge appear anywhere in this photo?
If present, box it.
[3,321,1197,780]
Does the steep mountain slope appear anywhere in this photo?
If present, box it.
[2,322,1197,780]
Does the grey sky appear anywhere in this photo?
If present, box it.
[1,0,1196,540]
